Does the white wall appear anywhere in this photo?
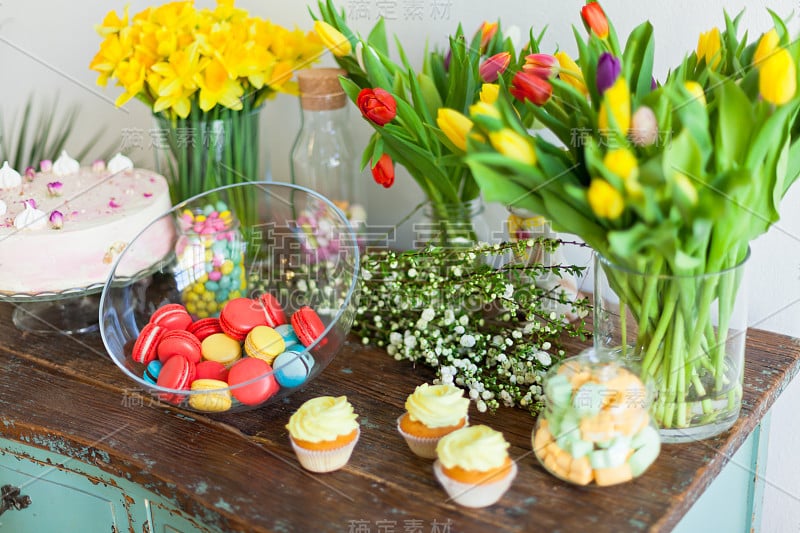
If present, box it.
[2,0,799,528]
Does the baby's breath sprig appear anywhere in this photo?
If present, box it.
[354,238,590,416]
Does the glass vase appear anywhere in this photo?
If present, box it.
[415,198,491,250]
[593,251,749,443]
[153,105,261,227]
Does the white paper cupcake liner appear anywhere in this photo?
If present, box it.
[290,427,360,473]
[433,459,517,508]
[396,414,469,459]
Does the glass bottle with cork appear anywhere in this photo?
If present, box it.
[290,68,367,231]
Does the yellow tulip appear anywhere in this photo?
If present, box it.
[480,83,500,104]
[603,148,641,197]
[754,29,779,68]
[697,28,721,70]
[555,52,588,95]
[437,108,474,152]
[314,20,352,57]
[469,101,500,119]
[683,81,706,107]
[598,77,631,136]
[760,47,797,105]
[489,129,537,165]
[587,179,624,220]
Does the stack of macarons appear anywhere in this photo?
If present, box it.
[532,355,660,486]
[131,296,327,412]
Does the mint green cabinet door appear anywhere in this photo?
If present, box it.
[146,499,220,533]
[0,451,130,532]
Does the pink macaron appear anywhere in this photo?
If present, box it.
[156,355,197,404]
[259,293,287,328]
[290,306,327,348]
[132,323,167,364]
[227,358,279,406]
[157,330,202,364]
[219,298,268,342]
[150,303,193,331]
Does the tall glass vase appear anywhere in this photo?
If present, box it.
[153,104,261,227]
[416,199,490,250]
[593,252,749,443]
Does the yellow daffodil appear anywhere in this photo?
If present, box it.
[92,1,323,116]
[197,59,244,112]
[754,29,779,68]
[480,83,500,104]
[760,47,797,105]
[437,108,474,152]
[555,52,588,95]
[94,6,129,36]
[683,81,706,107]
[603,148,641,197]
[587,179,624,220]
[598,77,631,136]
[489,129,537,165]
[315,20,352,57]
[697,28,722,70]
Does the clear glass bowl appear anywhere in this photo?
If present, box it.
[99,182,360,413]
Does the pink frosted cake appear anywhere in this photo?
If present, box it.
[0,152,174,295]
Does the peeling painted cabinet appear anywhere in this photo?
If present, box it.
[0,439,220,533]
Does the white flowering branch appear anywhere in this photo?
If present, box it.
[354,238,590,415]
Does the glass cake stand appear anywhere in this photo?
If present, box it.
[0,285,107,335]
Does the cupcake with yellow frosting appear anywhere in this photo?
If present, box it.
[286,396,360,473]
[433,425,517,508]
[397,383,470,459]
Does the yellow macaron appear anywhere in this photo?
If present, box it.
[244,325,285,364]
[201,333,242,366]
[188,379,233,412]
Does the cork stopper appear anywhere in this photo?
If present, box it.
[297,68,348,111]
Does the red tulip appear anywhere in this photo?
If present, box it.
[581,2,609,40]
[357,88,397,126]
[479,52,511,83]
[371,154,394,188]
[523,53,557,79]
[510,71,552,106]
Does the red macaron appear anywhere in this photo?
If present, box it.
[195,360,230,382]
[227,357,279,406]
[157,330,202,364]
[132,323,167,364]
[291,306,326,348]
[150,303,193,331]
[219,298,268,342]
[156,355,197,404]
[187,317,223,341]
[259,293,287,328]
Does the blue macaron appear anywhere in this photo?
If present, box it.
[274,324,300,351]
[143,360,163,385]
[273,350,314,388]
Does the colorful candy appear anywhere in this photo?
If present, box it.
[532,352,660,486]
[176,203,245,318]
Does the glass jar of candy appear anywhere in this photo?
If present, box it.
[175,202,246,318]
[532,348,661,486]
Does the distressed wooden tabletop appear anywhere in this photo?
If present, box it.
[0,302,797,533]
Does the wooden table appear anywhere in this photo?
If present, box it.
[0,301,797,532]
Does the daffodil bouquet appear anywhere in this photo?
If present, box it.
[464,1,800,438]
[90,0,323,221]
[312,0,538,246]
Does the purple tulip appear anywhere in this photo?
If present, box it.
[596,52,621,94]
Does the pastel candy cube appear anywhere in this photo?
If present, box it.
[573,382,606,417]
[605,436,632,468]
[631,423,660,450]
[594,463,633,487]
[568,439,594,459]
[629,435,660,476]
[544,374,573,407]
[589,449,611,470]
